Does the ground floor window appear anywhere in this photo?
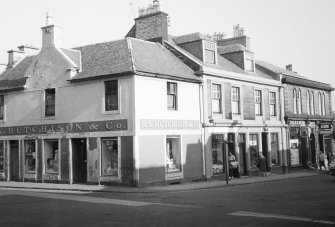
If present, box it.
[249,134,259,168]
[166,136,181,173]
[212,134,225,174]
[270,133,279,166]
[44,140,59,174]
[101,138,118,177]
[0,141,4,173]
[24,140,36,173]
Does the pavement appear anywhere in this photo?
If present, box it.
[0,170,330,194]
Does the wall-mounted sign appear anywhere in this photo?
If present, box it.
[318,124,331,131]
[140,119,200,130]
[289,120,306,126]
[0,119,128,136]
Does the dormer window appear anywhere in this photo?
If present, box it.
[244,52,254,72]
[204,41,216,64]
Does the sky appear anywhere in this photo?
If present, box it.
[1,0,335,103]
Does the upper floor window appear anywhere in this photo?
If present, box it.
[105,80,118,111]
[232,87,240,114]
[255,90,262,115]
[310,91,315,115]
[293,89,297,114]
[306,91,310,115]
[212,84,222,113]
[245,58,254,72]
[322,93,326,115]
[45,88,55,117]
[204,41,216,64]
[318,92,322,115]
[167,82,177,110]
[269,92,276,116]
[0,95,4,120]
[297,89,302,114]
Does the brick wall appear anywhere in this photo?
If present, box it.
[178,40,204,61]
[135,12,168,42]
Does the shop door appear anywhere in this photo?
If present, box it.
[238,134,247,175]
[10,141,20,181]
[310,134,316,164]
[262,132,270,172]
[72,139,87,183]
[301,137,309,168]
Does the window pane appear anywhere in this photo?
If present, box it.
[232,101,239,114]
[167,82,177,110]
[105,81,118,111]
[205,50,215,64]
[101,138,118,177]
[212,99,221,113]
[0,141,4,172]
[45,140,59,174]
[166,137,181,173]
[25,140,36,173]
[245,59,254,71]
[45,89,55,116]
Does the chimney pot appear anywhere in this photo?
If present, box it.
[286,64,292,71]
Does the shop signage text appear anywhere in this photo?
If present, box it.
[0,119,128,136]
[289,120,306,126]
[318,124,331,131]
[140,119,200,130]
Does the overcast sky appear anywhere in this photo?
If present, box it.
[1,0,335,97]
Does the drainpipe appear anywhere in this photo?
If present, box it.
[279,75,288,173]
[199,83,207,180]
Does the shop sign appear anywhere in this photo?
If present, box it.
[140,119,200,130]
[318,124,331,131]
[0,119,128,136]
[289,120,306,126]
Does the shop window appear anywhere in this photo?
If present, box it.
[232,87,240,114]
[255,90,262,115]
[270,133,279,166]
[166,137,181,173]
[101,138,118,177]
[212,134,225,175]
[45,88,55,117]
[44,140,59,174]
[289,127,301,166]
[0,95,4,120]
[25,140,36,173]
[212,84,222,113]
[0,141,4,173]
[269,92,276,116]
[167,82,177,110]
[249,134,259,168]
[105,80,118,111]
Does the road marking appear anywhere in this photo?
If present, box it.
[229,211,335,225]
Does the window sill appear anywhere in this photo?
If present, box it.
[102,110,120,115]
[44,116,56,120]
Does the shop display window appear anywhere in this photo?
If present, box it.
[0,141,4,173]
[44,140,59,174]
[212,134,225,174]
[101,138,118,177]
[25,140,36,173]
[166,137,181,173]
[271,133,279,166]
[249,134,259,168]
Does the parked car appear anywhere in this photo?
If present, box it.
[329,156,335,176]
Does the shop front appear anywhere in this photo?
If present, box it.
[0,119,132,185]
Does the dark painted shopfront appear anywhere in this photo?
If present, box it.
[0,119,133,185]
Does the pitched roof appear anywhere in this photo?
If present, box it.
[173,33,214,45]
[0,56,35,91]
[72,39,134,80]
[61,48,81,69]
[256,59,306,79]
[129,38,200,82]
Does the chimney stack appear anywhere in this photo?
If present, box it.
[7,49,25,68]
[286,64,292,71]
[18,45,39,56]
[41,12,62,48]
[134,0,168,43]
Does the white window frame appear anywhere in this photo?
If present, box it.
[165,135,183,180]
[293,89,297,114]
[203,41,216,64]
[297,89,302,114]
[167,82,178,111]
[212,83,222,113]
[232,86,240,115]
[44,88,56,119]
[255,89,262,116]
[269,91,276,116]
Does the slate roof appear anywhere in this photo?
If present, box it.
[0,56,35,91]
[61,48,81,69]
[173,33,214,45]
[256,60,306,79]
[130,38,200,82]
[72,39,134,80]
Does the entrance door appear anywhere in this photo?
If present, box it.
[238,134,247,175]
[72,138,87,183]
[310,133,316,164]
[10,141,20,181]
[262,132,270,172]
